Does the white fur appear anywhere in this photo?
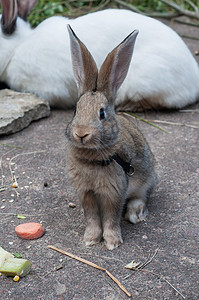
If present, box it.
[1,9,199,109]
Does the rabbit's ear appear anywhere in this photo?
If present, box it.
[1,0,18,34]
[67,24,98,97]
[97,30,139,103]
[17,0,38,21]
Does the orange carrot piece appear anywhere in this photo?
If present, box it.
[15,222,44,240]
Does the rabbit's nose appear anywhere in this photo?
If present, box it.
[73,131,91,144]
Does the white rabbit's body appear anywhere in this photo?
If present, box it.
[1,8,199,110]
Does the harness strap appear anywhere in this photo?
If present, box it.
[92,153,134,177]
[111,153,134,176]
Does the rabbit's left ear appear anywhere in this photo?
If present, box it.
[1,0,18,34]
[67,24,98,97]
[17,0,39,21]
[97,30,139,103]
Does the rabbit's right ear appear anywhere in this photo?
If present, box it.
[17,0,38,21]
[1,0,18,34]
[67,25,98,97]
[97,30,139,104]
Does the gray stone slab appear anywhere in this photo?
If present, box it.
[0,89,50,135]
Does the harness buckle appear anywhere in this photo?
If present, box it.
[126,165,134,177]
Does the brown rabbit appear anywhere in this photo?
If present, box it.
[65,25,157,250]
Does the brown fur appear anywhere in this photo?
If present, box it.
[65,26,157,250]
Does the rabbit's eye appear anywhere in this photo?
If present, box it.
[99,108,105,120]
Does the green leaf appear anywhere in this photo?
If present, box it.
[17,214,26,219]
[126,112,169,134]
[0,144,22,149]
[13,252,23,258]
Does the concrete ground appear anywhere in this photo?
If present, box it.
[0,18,199,300]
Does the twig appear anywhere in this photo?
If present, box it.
[179,109,199,113]
[160,0,199,20]
[0,185,9,192]
[148,119,199,129]
[0,144,22,149]
[114,0,142,14]
[8,149,46,188]
[124,112,169,133]
[0,212,44,217]
[163,276,186,299]
[124,248,159,279]
[174,19,199,27]
[48,245,131,298]
[114,0,180,18]
[184,0,199,13]
[180,34,199,41]
[137,248,159,270]
[143,270,186,299]
[0,149,15,187]
[123,248,186,299]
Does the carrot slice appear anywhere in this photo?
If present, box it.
[15,222,45,240]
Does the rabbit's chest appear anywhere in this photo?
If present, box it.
[68,160,127,194]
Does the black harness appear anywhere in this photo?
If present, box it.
[95,153,134,177]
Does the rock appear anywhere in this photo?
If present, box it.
[55,282,67,295]
[0,89,50,135]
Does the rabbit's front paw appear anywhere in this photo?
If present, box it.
[84,224,102,246]
[103,229,123,250]
[125,199,148,224]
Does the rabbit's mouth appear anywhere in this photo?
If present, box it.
[72,128,101,149]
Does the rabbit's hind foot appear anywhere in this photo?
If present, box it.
[124,199,148,224]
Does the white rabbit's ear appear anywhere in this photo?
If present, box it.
[1,0,18,34]
[17,0,38,21]
[67,24,98,97]
[97,30,139,103]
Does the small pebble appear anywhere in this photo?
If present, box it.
[69,202,76,208]
[55,265,63,271]
[13,275,20,282]
[142,235,148,240]
[9,199,14,203]
[2,199,6,202]
[12,182,18,188]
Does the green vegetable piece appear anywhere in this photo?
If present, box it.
[13,252,23,258]
[17,214,26,219]
[0,246,13,267]
[0,257,32,277]
[0,246,32,277]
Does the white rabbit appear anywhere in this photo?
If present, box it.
[0,0,199,111]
